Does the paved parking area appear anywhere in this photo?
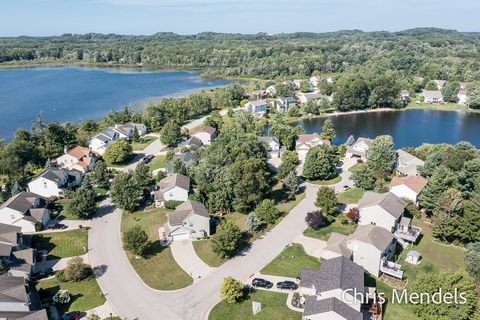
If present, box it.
[248,272,299,293]
[170,239,216,280]
[293,234,327,259]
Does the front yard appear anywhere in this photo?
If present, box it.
[337,187,365,204]
[209,290,301,320]
[260,244,321,278]
[130,136,156,151]
[192,239,226,267]
[37,275,105,316]
[305,175,341,185]
[121,207,193,290]
[32,229,88,259]
[148,155,168,170]
[303,214,356,241]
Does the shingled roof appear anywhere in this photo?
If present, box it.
[390,176,428,194]
[167,200,209,226]
[358,191,406,218]
[1,192,47,215]
[158,173,190,192]
[349,225,394,252]
[303,297,362,319]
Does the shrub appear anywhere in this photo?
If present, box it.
[220,277,244,303]
[64,257,91,282]
[55,270,66,282]
[53,289,71,304]
[123,225,149,257]
[165,200,183,209]
[346,207,360,223]
[305,210,326,230]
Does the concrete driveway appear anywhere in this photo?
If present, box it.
[293,234,327,259]
[170,239,216,280]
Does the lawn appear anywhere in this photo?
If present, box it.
[337,188,365,204]
[303,215,356,241]
[56,188,107,220]
[192,239,226,267]
[148,155,168,170]
[37,276,105,316]
[406,102,480,113]
[121,207,193,290]
[209,290,301,320]
[130,136,156,151]
[32,229,88,259]
[260,244,321,278]
[306,175,341,185]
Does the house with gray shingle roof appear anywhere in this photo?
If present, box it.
[164,200,210,241]
[154,173,190,208]
[358,191,406,233]
[396,149,424,176]
[299,256,365,320]
[0,192,50,233]
[0,275,48,319]
[89,123,147,155]
[257,136,281,158]
[346,137,372,160]
[166,152,199,175]
[245,100,268,117]
[422,90,443,104]
[27,168,82,199]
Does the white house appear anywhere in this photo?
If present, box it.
[190,126,217,146]
[422,90,443,104]
[265,85,277,97]
[297,92,322,105]
[275,97,297,113]
[296,134,330,161]
[178,136,203,149]
[164,200,210,241]
[300,256,364,320]
[27,169,82,198]
[245,100,268,117]
[0,275,48,318]
[457,89,468,105]
[89,123,147,155]
[257,136,281,158]
[396,149,424,176]
[55,146,96,174]
[0,192,50,233]
[154,173,190,207]
[309,76,321,88]
[358,191,406,233]
[166,152,199,175]
[345,137,372,160]
[389,176,428,204]
[113,123,147,139]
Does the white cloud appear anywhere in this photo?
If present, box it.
[101,0,247,6]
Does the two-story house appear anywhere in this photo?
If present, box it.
[296,134,331,162]
[275,97,297,113]
[0,192,50,232]
[246,100,268,117]
[154,173,190,208]
[257,136,281,158]
[358,191,406,233]
[396,149,424,176]
[189,126,217,146]
[389,175,428,204]
[55,146,96,174]
[163,200,210,241]
[0,275,48,319]
[27,169,82,198]
[346,137,372,160]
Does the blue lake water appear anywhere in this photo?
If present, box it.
[0,67,229,139]
[295,109,480,148]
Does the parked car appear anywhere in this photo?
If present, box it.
[251,278,273,289]
[276,281,297,290]
[143,154,155,163]
[341,185,351,191]
[31,267,55,281]
[48,223,67,230]
[61,311,82,320]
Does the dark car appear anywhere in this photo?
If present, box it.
[61,311,82,320]
[251,278,273,289]
[49,223,67,230]
[143,154,155,164]
[276,281,297,290]
[31,267,55,281]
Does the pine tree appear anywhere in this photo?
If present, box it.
[282,171,298,200]
[320,119,336,141]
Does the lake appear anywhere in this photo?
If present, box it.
[295,109,480,148]
[0,67,229,139]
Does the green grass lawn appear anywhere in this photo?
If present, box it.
[130,136,156,151]
[260,244,321,278]
[121,207,193,290]
[306,175,341,185]
[209,290,301,320]
[37,276,105,316]
[303,215,356,241]
[192,239,226,267]
[406,102,480,113]
[348,163,361,173]
[337,188,365,204]
[32,229,88,259]
[56,188,107,220]
[148,155,168,170]
[106,154,135,168]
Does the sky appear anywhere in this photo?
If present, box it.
[1,0,480,36]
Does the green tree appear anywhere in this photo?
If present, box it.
[315,186,338,221]
[245,212,260,233]
[304,101,320,115]
[282,171,298,200]
[420,166,458,213]
[132,128,140,142]
[431,188,463,241]
[134,161,153,192]
[92,160,110,189]
[103,140,132,164]
[160,121,182,146]
[442,81,460,102]
[111,171,140,212]
[300,81,311,93]
[333,76,370,111]
[123,225,149,257]
[345,135,355,146]
[64,256,90,282]
[66,184,97,219]
[255,199,280,224]
[458,196,480,243]
[367,135,396,174]
[287,105,300,118]
[220,277,244,303]
[465,242,480,282]
[424,80,438,90]
[302,145,337,181]
[466,81,480,109]
[277,150,299,179]
[211,220,243,258]
[352,163,376,190]
[320,119,336,142]
[368,74,401,108]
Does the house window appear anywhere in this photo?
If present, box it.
[43,182,47,189]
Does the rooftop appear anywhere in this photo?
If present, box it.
[358,191,406,218]
[349,225,394,252]
[390,176,428,194]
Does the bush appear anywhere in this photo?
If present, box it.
[305,210,326,230]
[123,225,149,257]
[346,207,359,223]
[53,289,71,304]
[165,200,183,209]
[211,220,243,258]
[55,270,66,282]
[64,257,91,282]
[220,277,244,303]
[103,140,133,164]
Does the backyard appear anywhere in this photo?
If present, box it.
[260,244,321,278]
[337,187,365,205]
[192,239,226,267]
[121,207,193,290]
[303,214,356,241]
[32,229,88,259]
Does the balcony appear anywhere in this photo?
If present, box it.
[395,225,422,243]
[380,258,403,279]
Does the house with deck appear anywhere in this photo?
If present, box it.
[154,173,190,208]
[389,175,428,204]
[358,191,406,233]
[0,192,50,233]
[246,100,268,117]
[345,137,372,160]
[163,200,210,241]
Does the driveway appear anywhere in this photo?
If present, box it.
[119,137,164,172]
[170,239,216,280]
[293,234,327,259]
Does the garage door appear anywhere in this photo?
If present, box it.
[172,233,190,241]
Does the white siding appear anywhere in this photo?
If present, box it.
[358,206,398,232]
[192,132,213,145]
[347,240,382,277]
[28,178,62,198]
[390,185,418,203]
[163,186,189,202]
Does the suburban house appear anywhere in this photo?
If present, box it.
[89,123,147,155]
[275,97,297,113]
[309,76,321,87]
[345,137,372,160]
[257,136,281,158]
[296,134,331,161]
[0,275,48,319]
[163,200,210,241]
[293,79,304,90]
[55,146,96,174]
[0,192,50,232]
[166,152,198,175]
[389,175,428,203]
[178,136,203,149]
[245,100,268,117]
[190,126,217,146]
[154,173,190,208]
[358,191,406,233]
[433,79,446,90]
[265,85,277,97]
[396,149,424,176]
[457,89,468,105]
[422,90,444,104]
[299,256,365,320]
[247,89,266,100]
[297,92,322,105]
[323,225,402,279]
[27,168,82,198]
[400,90,410,104]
